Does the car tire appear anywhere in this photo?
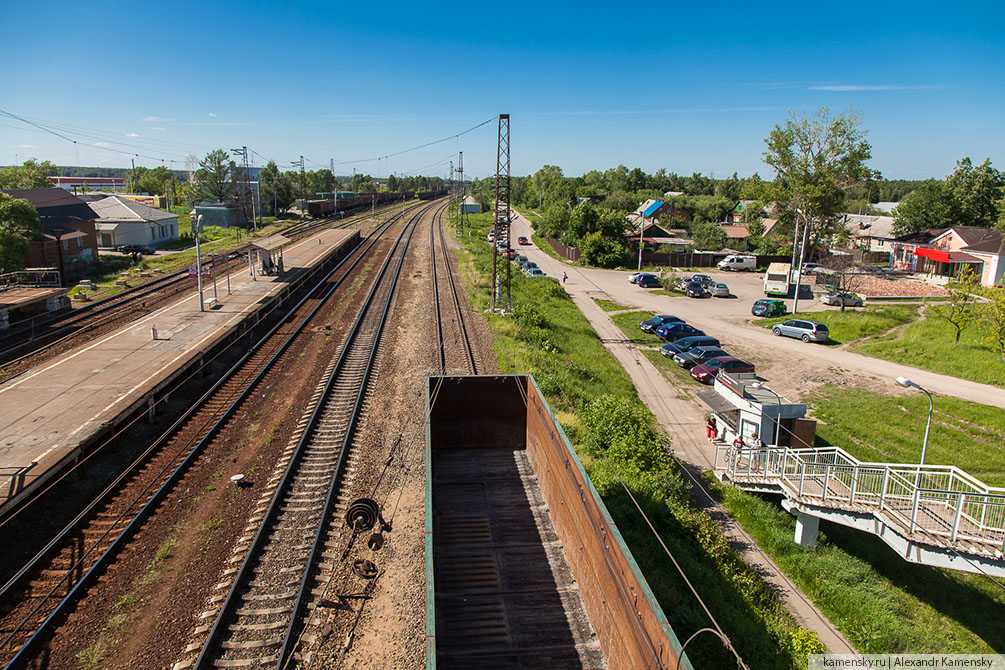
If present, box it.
[801,334,811,342]
[772,327,782,337]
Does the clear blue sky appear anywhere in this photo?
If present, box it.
[3,0,1003,181]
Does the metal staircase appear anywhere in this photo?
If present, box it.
[715,444,1005,576]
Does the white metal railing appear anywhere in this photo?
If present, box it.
[715,444,1005,551]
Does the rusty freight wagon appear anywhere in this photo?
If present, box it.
[426,375,691,669]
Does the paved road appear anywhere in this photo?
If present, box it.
[508,212,1005,410]
[499,209,1005,654]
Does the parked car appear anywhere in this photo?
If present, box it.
[691,274,714,287]
[525,268,546,277]
[514,255,529,267]
[820,292,863,307]
[637,275,662,288]
[690,356,755,384]
[686,281,709,298]
[522,261,539,274]
[801,262,822,274]
[640,314,684,333]
[517,236,530,245]
[659,335,720,358]
[628,271,654,284]
[772,319,830,342]
[503,249,518,260]
[710,282,730,298]
[655,322,705,342]
[117,244,155,255]
[717,254,756,271]
[486,231,495,242]
[751,299,786,317]
[674,346,730,369]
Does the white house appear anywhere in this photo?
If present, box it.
[90,195,179,248]
[841,213,897,255]
[699,372,816,448]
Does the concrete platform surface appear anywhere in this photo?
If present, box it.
[0,227,355,509]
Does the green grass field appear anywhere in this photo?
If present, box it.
[593,298,628,312]
[853,311,1005,387]
[807,385,1005,486]
[454,211,826,668]
[754,304,919,344]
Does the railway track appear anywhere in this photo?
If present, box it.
[0,206,399,382]
[175,202,434,670]
[0,204,423,669]
[430,201,477,375]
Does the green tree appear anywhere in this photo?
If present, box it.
[259,161,294,215]
[763,108,873,251]
[193,149,237,203]
[0,193,42,272]
[945,157,1003,228]
[386,174,399,192]
[691,221,727,251]
[892,180,957,235]
[0,158,60,189]
[929,265,980,347]
[980,284,1005,359]
[579,231,626,268]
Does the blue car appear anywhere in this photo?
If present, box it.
[640,314,684,333]
[654,322,704,342]
[637,275,662,288]
[659,335,720,358]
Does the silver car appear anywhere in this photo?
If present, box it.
[820,292,863,307]
[711,282,730,297]
[771,319,829,343]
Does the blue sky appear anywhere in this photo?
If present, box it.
[2,0,1002,181]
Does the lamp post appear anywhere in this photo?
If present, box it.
[194,215,205,312]
[751,381,782,447]
[895,376,934,470]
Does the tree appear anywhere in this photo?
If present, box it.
[0,193,42,272]
[980,285,1005,360]
[945,157,1003,228]
[386,174,399,192]
[690,221,727,251]
[929,265,980,347]
[579,231,626,268]
[892,180,957,235]
[259,161,294,215]
[0,158,60,189]
[819,255,866,311]
[763,108,873,252]
[193,149,237,203]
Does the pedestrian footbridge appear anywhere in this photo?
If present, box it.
[714,444,1005,577]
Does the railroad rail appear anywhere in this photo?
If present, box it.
[0,204,423,669]
[178,201,433,669]
[430,200,477,375]
[0,205,400,380]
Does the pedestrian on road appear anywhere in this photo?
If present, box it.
[562,272,568,284]
[706,414,717,441]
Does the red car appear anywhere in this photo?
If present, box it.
[690,356,755,384]
[517,236,530,245]
[503,249,518,260]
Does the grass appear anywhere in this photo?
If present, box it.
[454,211,824,668]
[593,298,628,312]
[706,474,1005,654]
[807,384,1005,487]
[608,311,661,346]
[853,310,1005,387]
[754,304,919,344]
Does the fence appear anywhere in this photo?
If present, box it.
[0,269,62,290]
[542,235,581,261]
[715,444,1005,551]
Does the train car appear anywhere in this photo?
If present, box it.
[426,375,692,669]
[417,189,448,200]
[307,199,336,218]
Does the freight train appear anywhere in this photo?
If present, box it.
[305,191,417,218]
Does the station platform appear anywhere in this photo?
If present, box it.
[0,227,359,515]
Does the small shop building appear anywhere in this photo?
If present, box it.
[699,371,816,448]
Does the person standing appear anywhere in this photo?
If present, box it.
[706,414,717,441]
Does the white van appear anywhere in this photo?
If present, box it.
[764,263,791,296]
[717,254,756,271]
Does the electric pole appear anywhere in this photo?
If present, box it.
[492,114,511,312]
[231,146,257,232]
[291,156,306,221]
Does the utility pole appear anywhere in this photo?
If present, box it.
[291,156,305,222]
[330,158,335,203]
[492,113,511,312]
[130,158,136,193]
[231,146,257,232]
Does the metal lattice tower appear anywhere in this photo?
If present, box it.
[492,114,511,312]
[457,151,464,230]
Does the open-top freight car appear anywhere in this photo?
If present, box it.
[426,375,692,669]
[305,191,418,218]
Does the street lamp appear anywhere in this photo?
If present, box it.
[750,381,782,447]
[895,377,934,468]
